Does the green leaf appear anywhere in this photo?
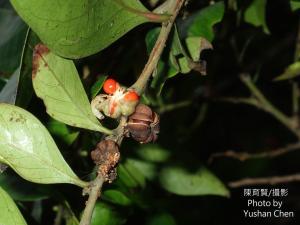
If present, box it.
[145,27,161,53]
[169,27,192,74]
[123,159,146,187]
[47,119,79,146]
[0,68,20,104]
[145,28,186,94]
[127,158,157,180]
[15,29,40,108]
[117,160,146,188]
[66,215,79,225]
[102,189,132,206]
[91,203,125,225]
[0,78,6,91]
[137,144,170,163]
[117,164,140,188]
[0,30,39,174]
[0,29,39,107]
[0,187,27,225]
[0,8,27,73]
[159,167,230,197]
[274,62,300,81]
[0,172,49,201]
[146,26,211,94]
[181,2,225,42]
[146,213,176,225]
[291,0,300,11]
[91,75,108,98]
[245,0,269,34]
[0,103,87,187]
[185,37,212,62]
[11,0,151,58]
[32,44,112,134]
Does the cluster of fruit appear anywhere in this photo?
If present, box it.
[91,78,159,144]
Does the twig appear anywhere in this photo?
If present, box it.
[79,176,104,225]
[54,205,63,225]
[209,142,300,162]
[239,74,300,138]
[158,100,191,114]
[292,82,299,116]
[228,173,300,188]
[292,82,300,128]
[79,1,185,225]
[294,18,300,61]
[217,96,259,107]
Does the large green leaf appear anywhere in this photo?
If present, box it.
[0,103,87,187]
[0,186,27,225]
[0,8,27,73]
[32,44,112,134]
[0,29,39,173]
[159,167,229,197]
[11,0,152,58]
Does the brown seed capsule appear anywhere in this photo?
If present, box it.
[91,139,120,182]
[126,104,160,143]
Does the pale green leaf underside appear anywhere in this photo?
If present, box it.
[32,45,112,134]
[0,104,87,187]
[159,167,230,197]
[0,187,27,225]
[10,0,150,58]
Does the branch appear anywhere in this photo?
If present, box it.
[223,74,300,138]
[209,142,300,162]
[217,96,260,107]
[228,173,300,188]
[240,74,298,133]
[131,0,186,94]
[79,176,104,225]
[79,1,186,225]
